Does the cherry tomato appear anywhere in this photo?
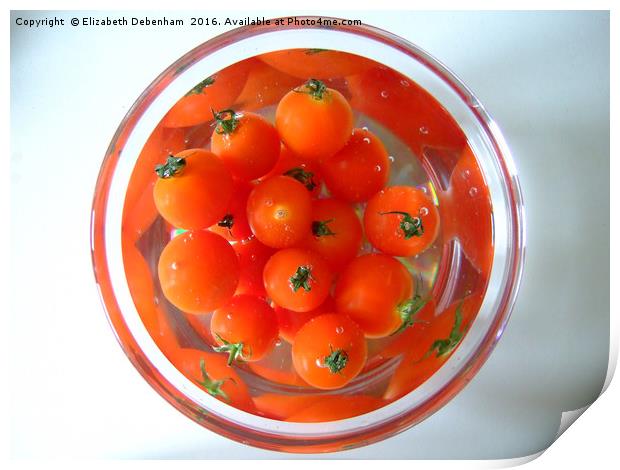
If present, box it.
[292,313,367,390]
[210,110,280,181]
[259,48,376,80]
[233,237,275,297]
[275,296,336,343]
[253,394,321,420]
[166,348,256,413]
[158,231,239,314]
[301,198,363,271]
[335,254,426,338]
[123,126,186,241]
[383,354,443,402]
[442,146,494,275]
[211,294,279,364]
[247,362,308,387]
[263,248,333,313]
[364,186,440,257]
[153,149,233,230]
[275,79,353,161]
[209,180,253,242]
[234,59,301,111]
[286,395,385,422]
[321,128,390,203]
[347,65,467,158]
[261,144,324,198]
[246,176,312,248]
[162,60,251,128]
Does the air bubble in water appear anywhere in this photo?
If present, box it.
[400,79,410,87]
[420,207,429,216]
[469,187,478,197]
[464,169,471,177]
[380,90,389,98]
[171,262,178,270]
[363,137,371,144]
[362,126,369,131]
[421,186,428,193]
[275,339,282,347]
[374,165,382,172]
[388,155,395,162]
[335,326,344,334]
[265,199,273,207]
[419,126,429,135]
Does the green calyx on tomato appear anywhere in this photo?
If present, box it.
[296,78,327,101]
[212,108,240,134]
[380,211,424,239]
[197,358,229,400]
[212,333,250,366]
[305,48,328,55]
[155,155,186,179]
[312,219,336,237]
[324,347,349,374]
[186,75,215,96]
[426,304,467,359]
[283,167,317,192]
[394,294,429,335]
[289,265,314,292]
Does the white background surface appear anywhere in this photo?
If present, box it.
[9,10,610,459]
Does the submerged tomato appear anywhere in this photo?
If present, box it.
[166,348,256,413]
[275,296,336,343]
[234,59,301,111]
[153,149,233,230]
[158,231,239,314]
[292,313,367,390]
[301,198,363,271]
[263,248,333,313]
[233,237,275,298]
[321,128,390,203]
[335,254,426,338]
[261,144,324,198]
[211,295,279,364]
[209,180,253,242]
[285,394,385,423]
[210,110,280,181]
[364,186,440,257]
[276,79,353,161]
[246,176,312,248]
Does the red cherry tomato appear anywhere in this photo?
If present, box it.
[211,294,279,364]
[364,186,440,257]
[276,79,353,161]
[162,60,251,128]
[259,48,376,80]
[263,248,333,313]
[335,254,426,338]
[158,231,239,314]
[233,237,276,298]
[261,144,324,198]
[210,110,280,181]
[275,296,336,343]
[301,198,363,272]
[321,128,390,203]
[209,180,253,242]
[285,395,385,422]
[166,348,256,413]
[246,176,312,248]
[234,59,301,111]
[292,313,367,390]
[153,149,233,230]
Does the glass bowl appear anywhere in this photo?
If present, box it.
[90,17,525,453]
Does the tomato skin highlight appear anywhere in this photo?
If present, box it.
[364,185,440,257]
[153,149,233,231]
[246,176,312,248]
[275,296,336,343]
[292,313,367,390]
[334,254,414,338]
[263,248,333,313]
[166,348,256,414]
[211,111,281,181]
[209,180,253,242]
[321,128,390,203]
[211,294,279,363]
[158,231,239,314]
[301,198,363,272]
[233,237,275,298]
[275,81,353,161]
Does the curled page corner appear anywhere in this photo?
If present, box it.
[555,405,590,440]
